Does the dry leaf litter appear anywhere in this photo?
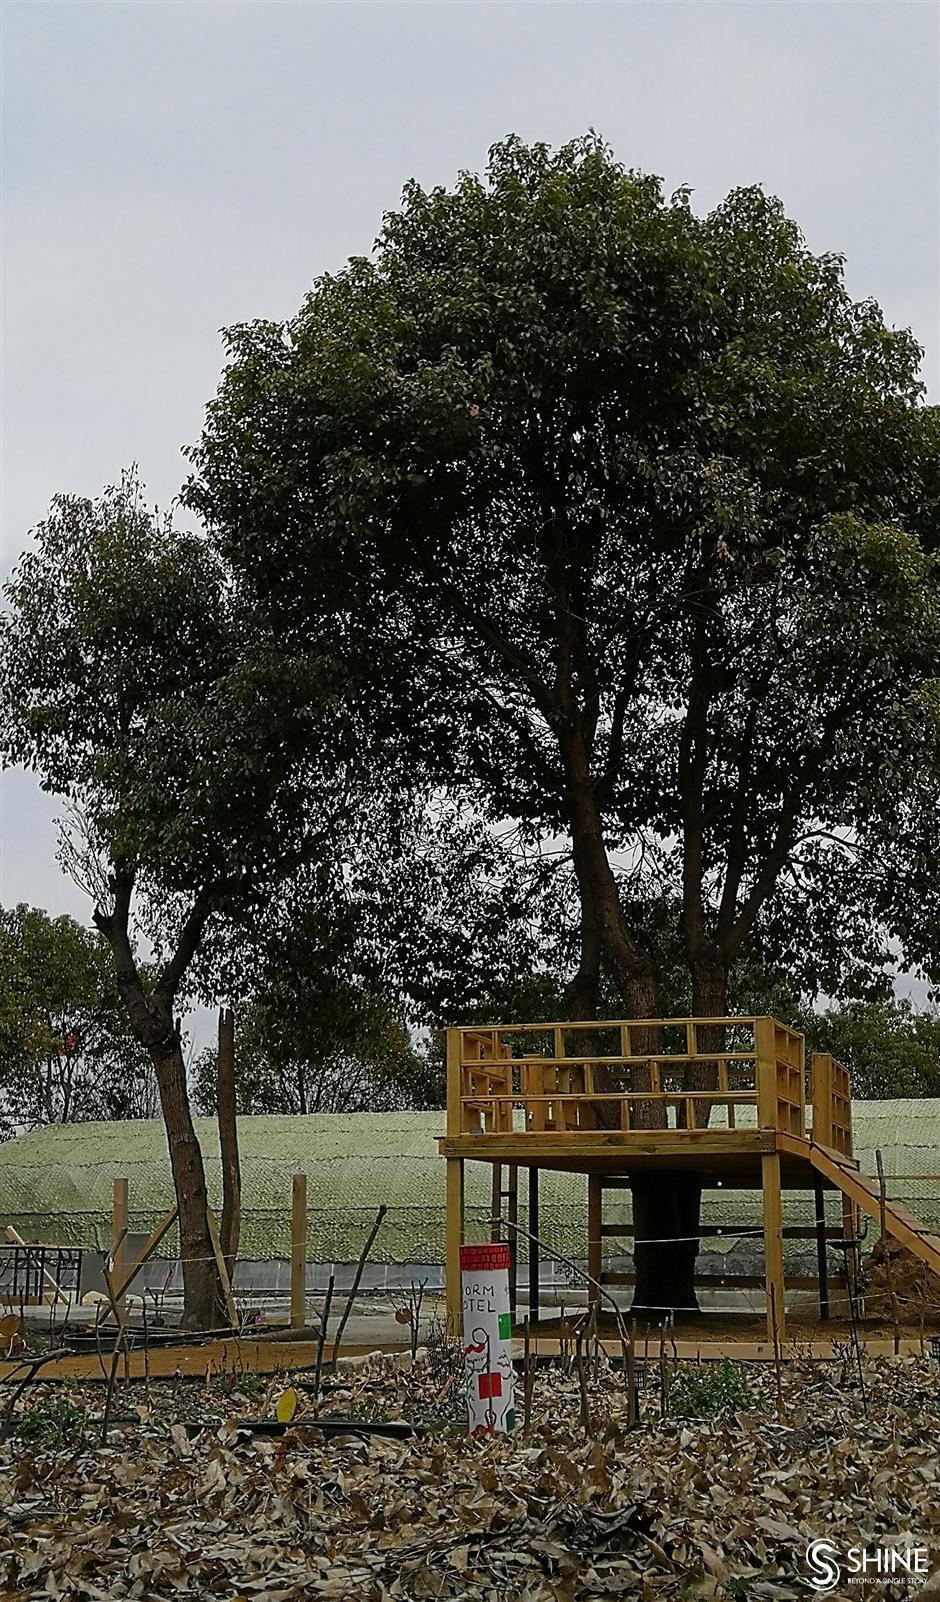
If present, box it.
[1,1349,938,1601]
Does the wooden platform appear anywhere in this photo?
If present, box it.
[442,1017,940,1348]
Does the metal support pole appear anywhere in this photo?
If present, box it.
[527,1166,540,1324]
[507,1165,518,1320]
[445,1157,464,1335]
[111,1178,128,1327]
[587,1174,602,1313]
[490,1163,502,1241]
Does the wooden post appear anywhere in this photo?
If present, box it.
[291,1173,307,1330]
[761,1151,786,1345]
[446,1028,462,1138]
[587,1174,602,1313]
[811,1052,833,1148]
[111,1178,128,1328]
[755,1017,779,1130]
[445,1157,464,1335]
[113,1207,178,1303]
[813,1177,830,1320]
[527,1166,540,1325]
[205,1208,238,1328]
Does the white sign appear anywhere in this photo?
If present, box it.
[460,1242,516,1434]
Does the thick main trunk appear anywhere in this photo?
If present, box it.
[149,1028,226,1330]
[217,1006,241,1277]
[564,757,664,1133]
[631,1171,702,1320]
[630,956,729,1324]
[95,879,225,1330]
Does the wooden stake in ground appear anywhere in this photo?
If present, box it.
[573,1321,592,1436]
[331,1205,387,1367]
[875,1149,902,1356]
[217,1007,241,1277]
[522,1314,535,1427]
[625,1320,637,1429]
[291,1173,308,1331]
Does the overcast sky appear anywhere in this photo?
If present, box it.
[2,0,938,967]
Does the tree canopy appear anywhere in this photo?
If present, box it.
[187,134,940,1027]
[0,471,353,1324]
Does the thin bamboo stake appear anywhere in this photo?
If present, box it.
[625,1320,637,1429]
[331,1206,387,1367]
[769,1283,784,1425]
[314,1274,335,1402]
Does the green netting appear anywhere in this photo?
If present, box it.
[0,1101,937,1264]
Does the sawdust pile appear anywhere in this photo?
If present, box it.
[2,1351,939,1600]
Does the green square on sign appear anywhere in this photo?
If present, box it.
[498,1312,512,1339]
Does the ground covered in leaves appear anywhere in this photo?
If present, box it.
[1,1349,938,1600]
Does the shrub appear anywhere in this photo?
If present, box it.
[669,1359,755,1419]
[14,1394,84,1451]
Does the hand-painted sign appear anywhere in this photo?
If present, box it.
[459,1242,516,1434]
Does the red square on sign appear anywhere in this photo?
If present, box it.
[478,1372,502,1400]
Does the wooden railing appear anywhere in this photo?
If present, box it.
[445,1017,850,1149]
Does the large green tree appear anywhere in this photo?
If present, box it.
[0,473,347,1327]
[187,135,939,1314]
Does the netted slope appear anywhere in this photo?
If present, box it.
[0,1102,937,1265]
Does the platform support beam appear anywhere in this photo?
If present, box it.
[813,1177,830,1320]
[587,1174,602,1312]
[761,1151,786,1345]
[445,1157,464,1335]
[528,1166,540,1324]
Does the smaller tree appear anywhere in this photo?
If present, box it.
[808,997,940,1100]
[0,472,348,1326]
[192,987,430,1118]
[0,902,155,1135]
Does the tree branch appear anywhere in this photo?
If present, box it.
[153,883,219,1007]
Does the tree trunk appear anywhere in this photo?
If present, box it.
[631,1171,702,1320]
[217,1006,241,1278]
[630,956,729,1324]
[150,1025,226,1330]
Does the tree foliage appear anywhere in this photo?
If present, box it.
[0,903,154,1135]
[0,471,352,1325]
[807,996,940,1100]
[187,134,940,1027]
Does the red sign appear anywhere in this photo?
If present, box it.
[459,1243,510,1273]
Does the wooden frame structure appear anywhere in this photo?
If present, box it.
[441,1016,940,1345]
